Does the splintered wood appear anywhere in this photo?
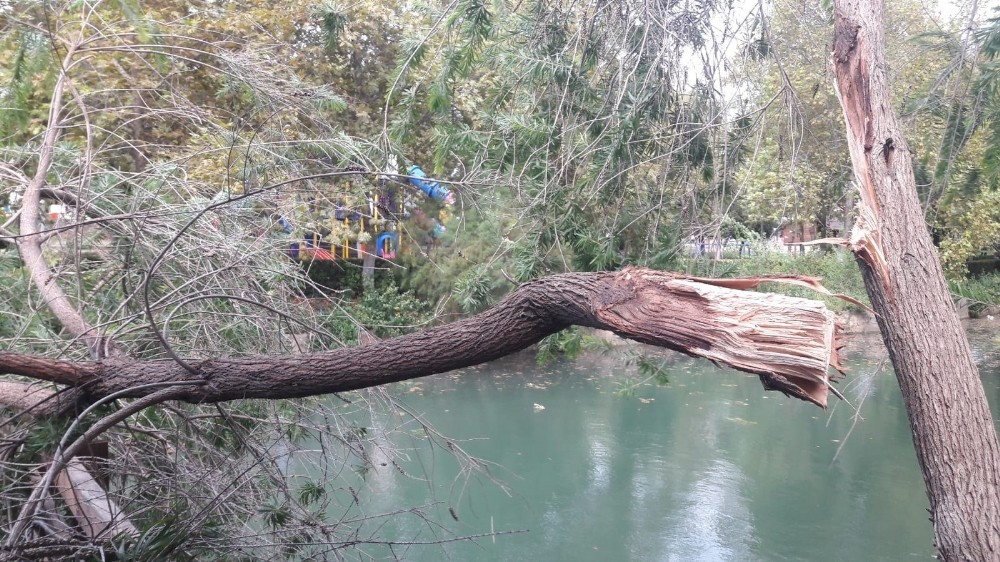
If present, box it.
[598,268,843,408]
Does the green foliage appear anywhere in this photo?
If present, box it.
[15,416,75,459]
[949,272,1000,317]
[258,500,292,529]
[535,328,588,365]
[900,5,1000,248]
[297,480,327,505]
[0,4,439,557]
[0,28,54,140]
[453,264,494,312]
[387,0,724,286]
[398,202,515,309]
[331,280,433,339]
[938,189,1000,277]
[318,1,347,53]
[0,250,47,344]
[614,352,672,398]
[720,249,869,312]
[109,516,195,562]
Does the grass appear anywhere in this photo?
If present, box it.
[949,274,1000,318]
[679,248,868,312]
[683,247,1000,317]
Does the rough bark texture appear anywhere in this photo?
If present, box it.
[1,268,841,408]
[831,1,1000,559]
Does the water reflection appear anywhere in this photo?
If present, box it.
[302,323,999,561]
[669,460,755,562]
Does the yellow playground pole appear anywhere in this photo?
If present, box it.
[343,219,349,259]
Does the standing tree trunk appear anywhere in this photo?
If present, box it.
[830,1,1000,559]
[362,250,376,291]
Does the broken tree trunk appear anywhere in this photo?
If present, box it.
[0,385,138,547]
[1,268,842,408]
[54,458,138,541]
[831,1,1000,559]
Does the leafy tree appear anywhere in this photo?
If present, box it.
[731,0,955,242]
[0,2,466,558]
[1,0,998,559]
[390,0,748,278]
[900,5,1000,274]
[0,2,855,559]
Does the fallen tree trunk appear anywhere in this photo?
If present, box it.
[54,458,138,541]
[0,386,138,549]
[830,1,1000,558]
[1,267,843,408]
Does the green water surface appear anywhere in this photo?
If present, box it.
[307,325,1000,561]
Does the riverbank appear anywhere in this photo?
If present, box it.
[838,306,1000,333]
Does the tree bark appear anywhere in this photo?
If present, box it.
[831,1,1000,559]
[1,268,843,408]
[362,250,376,291]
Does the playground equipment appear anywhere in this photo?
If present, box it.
[284,163,451,262]
[407,165,454,204]
[375,232,399,259]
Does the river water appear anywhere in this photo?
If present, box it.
[310,324,1000,561]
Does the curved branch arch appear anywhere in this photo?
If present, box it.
[2,268,842,408]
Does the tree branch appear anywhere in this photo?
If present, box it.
[0,381,57,414]
[1,268,842,408]
[5,386,186,551]
[14,45,120,361]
